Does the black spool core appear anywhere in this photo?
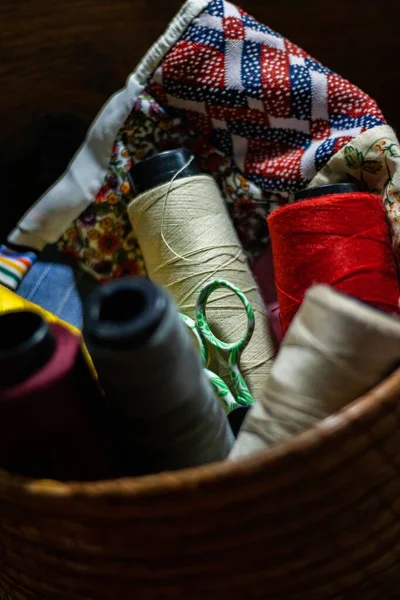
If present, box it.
[292,182,359,202]
[83,278,168,350]
[129,148,200,194]
[0,311,55,386]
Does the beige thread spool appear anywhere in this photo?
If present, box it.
[231,284,400,458]
[127,166,275,398]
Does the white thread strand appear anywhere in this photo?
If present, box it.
[231,284,400,459]
[128,174,275,396]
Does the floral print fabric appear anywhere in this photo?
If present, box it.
[59,92,280,280]
[59,93,183,280]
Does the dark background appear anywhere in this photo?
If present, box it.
[0,0,398,140]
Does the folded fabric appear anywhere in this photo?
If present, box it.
[0,113,88,243]
[17,245,98,329]
[5,0,399,299]
[0,244,36,291]
[0,284,79,334]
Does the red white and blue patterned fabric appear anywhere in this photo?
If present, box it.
[148,0,384,193]
[5,0,388,288]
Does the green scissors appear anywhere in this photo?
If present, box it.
[180,279,255,413]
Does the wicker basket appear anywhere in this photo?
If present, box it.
[1,367,400,600]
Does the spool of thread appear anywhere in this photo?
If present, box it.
[231,284,400,459]
[128,149,275,397]
[268,186,400,335]
[83,277,234,475]
[0,311,116,480]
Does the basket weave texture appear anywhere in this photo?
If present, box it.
[1,369,400,599]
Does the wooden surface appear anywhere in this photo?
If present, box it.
[0,0,399,141]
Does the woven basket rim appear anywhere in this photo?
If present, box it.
[1,366,399,500]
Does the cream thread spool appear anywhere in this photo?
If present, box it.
[231,284,400,459]
[127,149,275,398]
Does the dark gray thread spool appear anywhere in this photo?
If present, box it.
[83,277,234,475]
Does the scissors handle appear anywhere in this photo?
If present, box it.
[180,313,240,412]
[180,313,208,366]
[195,279,255,407]
[205,368,241,413]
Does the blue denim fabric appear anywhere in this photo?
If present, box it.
[18,245,98,329]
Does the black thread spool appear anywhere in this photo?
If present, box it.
[84,277,234,475]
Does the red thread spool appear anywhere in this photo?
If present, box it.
[268,190,400,335]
